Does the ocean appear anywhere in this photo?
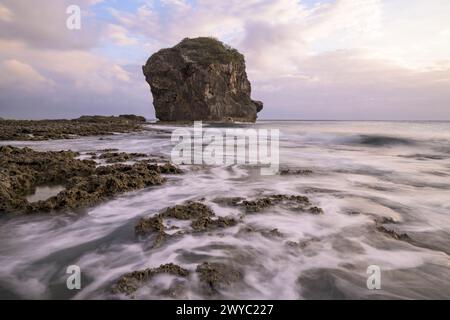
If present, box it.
[1,121,449,299]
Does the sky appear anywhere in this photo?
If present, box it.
[0,0,449,120]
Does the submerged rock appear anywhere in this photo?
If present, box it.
[279,168,313,176]
[112,263,189,296]
[135,201,239,246]
[196,262,242,295]
[135,214,168,248]
[143,37,263,122]
[135,215,165,235]
[98,152,148,163]
[191,216,239,232]
[237,225,284,239]
[308,206,324,215]
[375,224,411,241]
[113,261,242,298]
[214,194,326,216]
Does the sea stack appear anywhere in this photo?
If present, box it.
[142,37,263,122]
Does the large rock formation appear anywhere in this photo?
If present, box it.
[142,37,263,122]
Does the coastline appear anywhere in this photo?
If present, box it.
[1,119,449,299]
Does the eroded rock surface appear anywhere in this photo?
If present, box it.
[112,263,189,296]
[0,115,147,141]
[214,194,323,214]
[0,146,181,214]
[112,261,243,297]
[196,262,243,295]
[143,37,263,122]
[135,201,239,247]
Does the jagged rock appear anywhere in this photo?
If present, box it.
[135,215,165,235]
[196,262,242,295]
[237,225,284,239]
[118,114,146,122]
[161,201,214,220]
[0,146,181,214]
[112,263,189,296]
[135,201,239,243]
[375,221,411,241]
[308,206,324,215]
[0,115,147,141]
[98,152,148,163]
[214,194,325,215]
[143,37,263,122]
[191,216,239,232]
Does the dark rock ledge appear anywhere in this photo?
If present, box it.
[0,146,181,215]
[0,115,147,141]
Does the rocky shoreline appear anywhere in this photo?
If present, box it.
[0,115,147,141]
[0,145,181,215]
[0,118,430,299]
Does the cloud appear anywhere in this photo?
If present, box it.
[0,59,53,90]
[0,37,147,119]
[0,0,450,120]
[0,3,13,22]
[106,24,139,46]
[253,50,450,120]
[0,0,102,49]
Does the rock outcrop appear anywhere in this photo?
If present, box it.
[142,37,263,122]
[0,115,147,141]
[0,146,181,214]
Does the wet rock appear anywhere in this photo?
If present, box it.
[161,201,214,220]
[0,115,147,141]
[30,163,165,213]
[213,197,245,206]
[98,152,148,163]
[261,228,283,238]
[279,168,313,176]
[214,194,324,215]
[376,225,411,241]
[308,206,324,215]
[285,238,320,250]
[135,214,165,235]
[118,114,146,122]
[112,263,189,296]
[0,146,180,214]
[135,199,241,244]
[196,262,242,295]
[135,215,168,247]
[375,218,411,241]
[241,198,274,213]
[143,37,262,122]
[344,210,361,216]
[375,216,398,224]
[147,162,183,174]
[241,194,310,213]
[191,216,238,232]
[237,225,284,239]
[136,201,239,242]
[0,146,93,213]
